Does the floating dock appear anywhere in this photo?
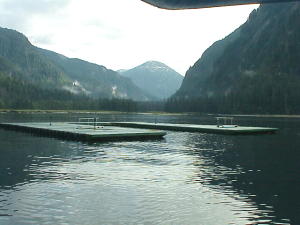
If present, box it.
[107,122,278,135]
[0,122,166,142]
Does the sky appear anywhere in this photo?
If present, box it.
[0,0,258,75]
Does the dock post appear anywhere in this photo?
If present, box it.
[217,117,220,127]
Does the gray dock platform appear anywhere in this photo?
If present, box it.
[108,122,278,135]
[0,122,166,142]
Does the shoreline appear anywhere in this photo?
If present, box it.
[0,109,190,116]
[226,114,300,118]
[1,109,300,118]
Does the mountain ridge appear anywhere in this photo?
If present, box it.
[170,2,300,114]
[0,27,152,101]
[121,60,183,99]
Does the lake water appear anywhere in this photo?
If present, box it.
[0,112,299,225]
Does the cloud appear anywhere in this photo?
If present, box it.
[0,0,70,30]
[30,35,53,45]
[1,0,69,14]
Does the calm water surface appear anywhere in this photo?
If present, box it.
[0,112,299,225]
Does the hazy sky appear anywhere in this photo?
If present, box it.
[0,0,258,75]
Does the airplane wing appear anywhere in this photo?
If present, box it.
[141,0,299,9]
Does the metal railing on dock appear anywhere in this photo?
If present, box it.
[78,117,99,129]
[216,117,238,128]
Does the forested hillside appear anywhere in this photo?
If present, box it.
[171,2,300,114]
[0,70,138,111]
[0,27,152,102]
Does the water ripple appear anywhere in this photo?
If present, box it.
[0,123,297,224]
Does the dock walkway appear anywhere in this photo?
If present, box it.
[0,122,166,142]
[108,122,278,135]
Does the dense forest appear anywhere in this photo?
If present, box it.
[0,71,139,111]
[166,72,300,114]
[2,68,300,114]
[2,67,300,114]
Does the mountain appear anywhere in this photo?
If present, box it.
[0,28,70,88]
[172,2,300,114]
[121,61,183,99]
[0,27,152,101]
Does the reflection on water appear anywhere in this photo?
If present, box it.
[0,113,300,224]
